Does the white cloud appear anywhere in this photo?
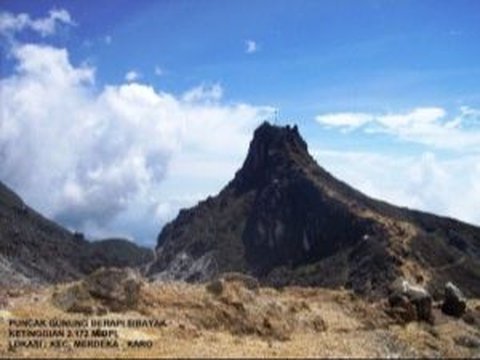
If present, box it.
[315,112,373,131]
[124,70,141,82]
[104,35,112,44]
[154,66,164,76]
[0,43,274,245]
[314,149,480,227]
[315,107,480,150]
[245,39,258,54]
[182,83,223,103]
[0,8,74,38]
[315,107,480,226]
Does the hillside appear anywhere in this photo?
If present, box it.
[0,181,152,287]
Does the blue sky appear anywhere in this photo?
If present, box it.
[1,1,480,245]
[4,1,480,114]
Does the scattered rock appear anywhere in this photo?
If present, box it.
[387,293,416,323]
[454,336,480,349]
[311,315,327,332]
[52,283,96,314]
[387,278,432,323]
[408,291,433,323]
[442,282,466,317]
[84,267,143,311]
[196,280,295,341]
[462,309,480,326]
[206,279,224,296]
[52,267,143,314]
[262,314,292,341]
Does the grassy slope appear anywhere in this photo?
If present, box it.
[1,280,479,358]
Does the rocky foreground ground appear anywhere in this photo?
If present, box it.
[0,269,479,358]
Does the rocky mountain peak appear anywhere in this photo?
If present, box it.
[230,122,310,192]
[150,122,480,299]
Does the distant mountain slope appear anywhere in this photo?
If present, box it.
[148,122,480,298]
[0,181,152,287]
[87,238,154,270]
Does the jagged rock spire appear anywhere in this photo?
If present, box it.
[231,122,310,192]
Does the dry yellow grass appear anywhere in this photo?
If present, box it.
[0,280,479,358]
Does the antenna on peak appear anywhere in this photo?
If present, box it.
[273,108,279,125]
[264,107,280,125]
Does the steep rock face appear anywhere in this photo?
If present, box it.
[150,122,480,298]
[0,181,152,286]
[233,124,378,274]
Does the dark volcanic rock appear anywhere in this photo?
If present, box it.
[387,293,417,323]
[149,122,480,298]
[442,282,467,317]
[0,181,152,286]
[454,336,480,349]
[387,278,433,323]
[86,238,153,271]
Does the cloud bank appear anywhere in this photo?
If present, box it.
[314,106,480,227]
[0,43,274,244]
[314,150,480,227]
[316,107,480,151]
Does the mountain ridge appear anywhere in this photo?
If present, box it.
[0,180,153,287]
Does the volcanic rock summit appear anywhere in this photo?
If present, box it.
[149,122,480,298]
